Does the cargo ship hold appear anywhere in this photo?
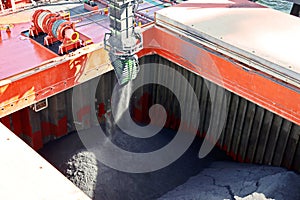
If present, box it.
[0,0,300,199]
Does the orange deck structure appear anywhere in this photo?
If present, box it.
[1,0,299,124]
[0,0,299,155]
[0,0,159,119]
[0,0,300,198]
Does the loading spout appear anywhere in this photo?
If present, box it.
[104,0,143,85]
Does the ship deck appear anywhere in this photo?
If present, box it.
[0,1,300,199]
[0,0,163,81]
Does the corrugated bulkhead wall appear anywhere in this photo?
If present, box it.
[133,55,300,172]
[0,54,299,172]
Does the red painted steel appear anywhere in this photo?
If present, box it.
[77,105,91,126]
[98,103,106,118]
[11,111,22,136]
[0,9,112,118]
[138,26,300,126]
[0,1,299,174]
[0,115,10,129]
[41,116,68,138]
[0,21,57,80]
[1,23,299,126]
[18,107,43,150]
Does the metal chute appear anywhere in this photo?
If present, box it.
[104,0,143,85]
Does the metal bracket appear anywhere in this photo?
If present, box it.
[33,98,48,112]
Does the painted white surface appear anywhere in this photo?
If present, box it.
[0,123,90,200]
[157,1,300,77]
